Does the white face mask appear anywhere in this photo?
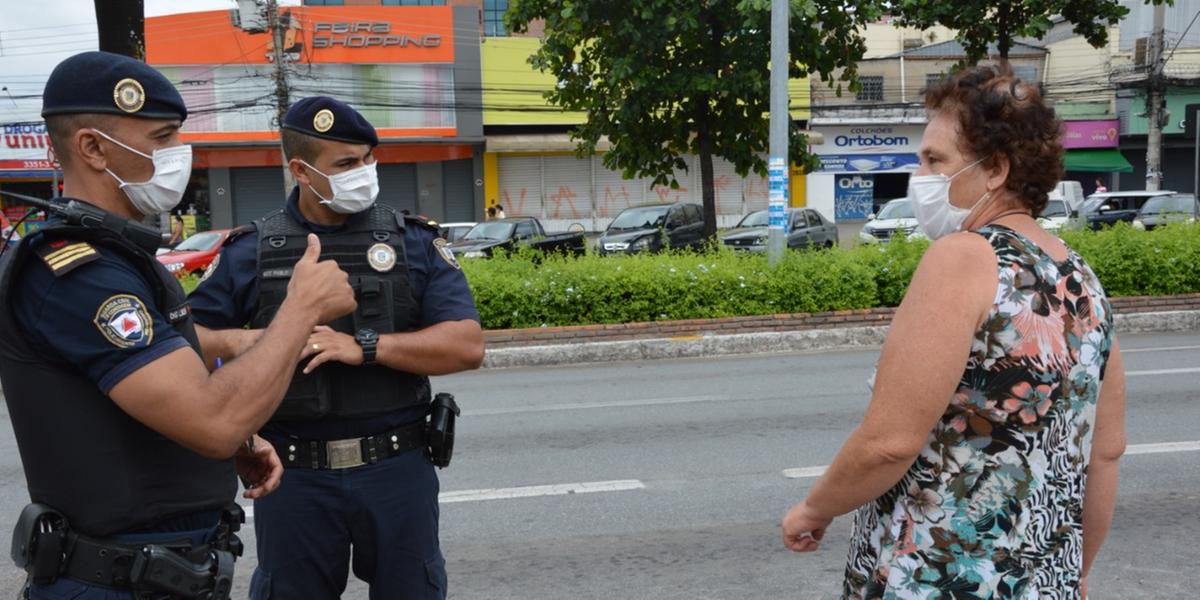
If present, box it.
[908,157,990,240]
[301,160,379,214]
[93,129,192,217]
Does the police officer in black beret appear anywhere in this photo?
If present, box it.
[0,51,357,599]
[189,96,484,599]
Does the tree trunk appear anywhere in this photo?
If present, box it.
[696,107,718,240]
[94,0,145,59]
[997,0,1011,61]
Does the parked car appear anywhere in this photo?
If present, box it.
[438,221,476,243]
[1132,193,1199,230]
[156,228,233,277]
[1083,190,1176,230]
[1037,197,1071,233]
[858,198,918,244]
[446,217,586,258]
[597,202,706,255]
[721,208,838,251]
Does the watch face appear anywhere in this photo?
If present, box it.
[357,329,378,343]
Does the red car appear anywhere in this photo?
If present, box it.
[156,228,233,277]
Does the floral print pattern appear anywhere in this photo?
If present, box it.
[843,226,1114,600]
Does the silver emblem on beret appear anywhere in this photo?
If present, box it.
[314,109,335,133]
[367,242,396,273]
[113,78,145,113]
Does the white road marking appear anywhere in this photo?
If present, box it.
[1126,367,1200,377]
[439,479,645,504]
[1126,441,1200,455]
[781,466,828,479]
[1123,345,1200,354]
[469,395,729,416]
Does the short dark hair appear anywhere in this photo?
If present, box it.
[45,113,114,168]
[281,129,320,163]
[923,63,1063,215]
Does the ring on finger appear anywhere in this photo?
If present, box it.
[313,343,320,351]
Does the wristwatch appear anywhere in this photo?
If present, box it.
[355,328,379,366]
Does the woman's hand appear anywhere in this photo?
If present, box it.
[782,499,832,552]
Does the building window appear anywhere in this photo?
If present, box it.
[382,0,447,4]
[1014,65,1038,83]
[484,0,509,37]
[303,0,344,4]
[856,76,884,102]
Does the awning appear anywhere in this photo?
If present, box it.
[1064,149,1133,173]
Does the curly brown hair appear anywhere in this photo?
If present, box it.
[923,63,1063,215]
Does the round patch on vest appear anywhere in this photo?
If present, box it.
[432,237,460,270]
[367,243,397,272]
[313,109,335,133]
[94,294,154,349]
[113,78,145,114]
[199,253,221,283]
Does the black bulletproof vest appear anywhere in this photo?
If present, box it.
[250,204,430,422]
[0,224,236,537]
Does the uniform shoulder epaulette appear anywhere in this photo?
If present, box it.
[403,214,440,232]
[35,239,100,276]
[223,223,255,246]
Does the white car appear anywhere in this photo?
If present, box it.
[858,198,919,244]
[1037,198,1070,233]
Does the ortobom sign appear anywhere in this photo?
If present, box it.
[810,125,923,172]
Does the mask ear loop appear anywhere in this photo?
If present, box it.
[298,160,335,204]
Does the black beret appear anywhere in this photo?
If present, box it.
[41,51,187,121]
[282,96,378,147]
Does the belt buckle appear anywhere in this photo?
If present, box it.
[325,438,364,469]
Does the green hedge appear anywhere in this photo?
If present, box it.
[179,223,1199,330]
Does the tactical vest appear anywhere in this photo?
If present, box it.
[0,223,236,537]
[250,204,430,422]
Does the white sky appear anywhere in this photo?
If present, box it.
[0,0,301,124]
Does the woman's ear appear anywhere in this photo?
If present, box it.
[986,155,1011,192]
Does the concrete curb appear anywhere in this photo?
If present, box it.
[482,310,1200,369]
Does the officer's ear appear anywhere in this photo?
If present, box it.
[73,127,110,174]
[288,158,313,186]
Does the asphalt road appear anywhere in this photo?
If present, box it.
[0,331,1196,598]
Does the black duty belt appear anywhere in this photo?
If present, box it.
[271,423,425,470]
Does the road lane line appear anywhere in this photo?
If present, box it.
[469,395,730,416]
[439,479,645,503]
[1126,367,1200,377]
[781,466,828,479]
[1126,441,1200,455]
[1123,345,1200,354]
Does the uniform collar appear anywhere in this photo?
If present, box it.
[286,187,345,235]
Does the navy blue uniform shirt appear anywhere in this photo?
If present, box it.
[11,223,190,395]
[188,189,479,441]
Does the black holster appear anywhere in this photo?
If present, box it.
[426,393,460,468]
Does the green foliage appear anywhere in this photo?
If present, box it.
[506,0,882,236]
[892,0,1168,62]
[463,223,1200,329]
[179,273,201,295]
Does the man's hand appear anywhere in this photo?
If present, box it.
[782,499,832,552]
[298,325,363,373]
[286,234,356,324]
[235,435,283,499]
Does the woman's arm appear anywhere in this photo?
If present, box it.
[1081,337,1126,582]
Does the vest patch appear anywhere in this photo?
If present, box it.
[94,294,154,349]
[37,241,99,276]
[432,237,460,270]
[367,242,396,272]
[198,253,220,283]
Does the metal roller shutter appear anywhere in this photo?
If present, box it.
[541,155,591,231]
[378,163,418,214]
[593,156,650,223]
[231,167,286,225]
[497,156,543,218]
[441,159,475,222]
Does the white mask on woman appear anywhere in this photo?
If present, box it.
[301,160,379,214]
[93,129,193,216]
[907,157,990,240]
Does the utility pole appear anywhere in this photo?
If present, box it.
[265,0,292,191]
[767,0,788,266]
[1145,3,1166,191]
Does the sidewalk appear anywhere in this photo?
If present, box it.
[481,294,1200,369]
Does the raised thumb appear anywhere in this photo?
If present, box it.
[301,233,321,262]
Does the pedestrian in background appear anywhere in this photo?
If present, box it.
[782,64,1125,599]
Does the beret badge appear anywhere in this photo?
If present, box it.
[113,78,145,114]
[313,108,334,133]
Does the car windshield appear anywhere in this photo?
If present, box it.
[172,232,222,252]
[1040,199,1068,218]
[736,210,769,228]
[446,226,473,242]
[1141,195,1195,215]
[609,206,669,231]
[464,222,515,241]
[876,200,913,220]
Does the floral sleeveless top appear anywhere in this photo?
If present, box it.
[843,225,1115,599]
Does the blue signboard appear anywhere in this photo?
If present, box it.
[818,153,919,173]
[834,174,875,221]
[767,158,788,230]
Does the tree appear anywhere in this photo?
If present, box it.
[892,0,1168,62]
[94,0,145,59]
[507,0,881,238]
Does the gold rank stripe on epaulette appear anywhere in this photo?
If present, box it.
[38,242,100,276]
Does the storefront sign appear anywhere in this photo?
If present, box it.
[1062,120,1119,149]
[818,153,918,173]
[312,22,441,49]
[834,174,875,220]
[810,125,923,172]
[0,123,55,175]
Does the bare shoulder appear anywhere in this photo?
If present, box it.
[919,231,997,275]
[906,231,999,319]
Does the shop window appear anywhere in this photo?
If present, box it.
[303,0,345,5]
[382,0,446,5]
[485,0,509,37]
[856,76,884,102]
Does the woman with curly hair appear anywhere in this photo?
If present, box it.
[782,64,1125,599]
